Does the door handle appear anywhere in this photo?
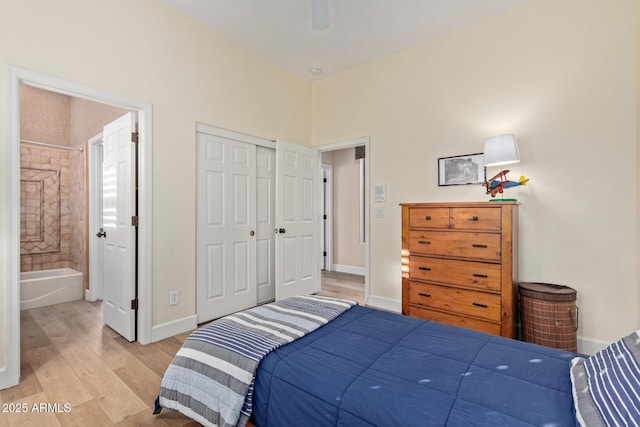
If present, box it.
[96,228,106,238]
[279,228,286,234]
[249,230,255,236]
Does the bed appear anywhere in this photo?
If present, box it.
[155,296,640,427]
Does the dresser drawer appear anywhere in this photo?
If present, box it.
[409,256,501,291]
[408,207,450,229]
[450,207,501,231]
[408,282,501,322]
[408,305,501,335]
[408,231,501,260]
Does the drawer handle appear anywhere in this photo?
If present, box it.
[425,215,432,221]
[418,267,431,271]
[472,244,488,248]
[417,240,431,245]
[473,273,488,278]
[418,292,431,298]
[472,216,479,221]
[472,302,488,308]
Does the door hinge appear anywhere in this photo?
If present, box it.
[323,214,327,220]
[131,132,139,143]
[323,251,327,257]
[323,178,327,183]
[131,299,139,310]
[132,215,139,226]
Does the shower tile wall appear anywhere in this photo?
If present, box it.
[69,147,87,274]
[20,145,72,272]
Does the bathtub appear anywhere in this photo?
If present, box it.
[20,268,84,310]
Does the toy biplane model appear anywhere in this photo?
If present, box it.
[485,170,529,198]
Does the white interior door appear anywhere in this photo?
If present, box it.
[101,112,137,341]
[197,132,257,323]
[256,146,276,304]
[275,140,319,300]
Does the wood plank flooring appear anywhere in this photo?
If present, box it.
[2,272,363,426]
[318,270,365,305]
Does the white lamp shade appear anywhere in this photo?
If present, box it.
[483,134,519,167]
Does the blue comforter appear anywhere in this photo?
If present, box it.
[252,305,578,426]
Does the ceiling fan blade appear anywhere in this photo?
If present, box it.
[311,0,329,30]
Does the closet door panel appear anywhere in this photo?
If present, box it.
[275,140,319,300]
[197,133,257,323]
[256,146,275,303]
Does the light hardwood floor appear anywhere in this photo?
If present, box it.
[318,270,365,305]
[3,272,363,426]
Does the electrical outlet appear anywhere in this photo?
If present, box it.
[169,290,179,306]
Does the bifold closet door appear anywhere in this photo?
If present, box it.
[256,146,276,304]
[196,132,257,323]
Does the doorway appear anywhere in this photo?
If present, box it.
[1,66,153,390]
[317,137,370,305]
[19,84,133,303]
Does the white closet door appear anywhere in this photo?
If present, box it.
[256,146,276,304]
[196,133,257,323]
[275,140,320,300]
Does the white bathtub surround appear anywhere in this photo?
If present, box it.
[20,268,84,310]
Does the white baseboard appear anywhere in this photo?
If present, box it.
[332,264,366,276]
[577,335,610,356]
[365,294,401,313]
[151,314,198,343]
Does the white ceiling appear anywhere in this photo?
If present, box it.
[160,0,529,80]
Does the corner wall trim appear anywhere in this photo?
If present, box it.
[151,315,198,343]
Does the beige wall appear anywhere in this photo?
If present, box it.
[69,98,130,149]
[0,0,311,371]
[313,0,637,347]
[20,84,71,147]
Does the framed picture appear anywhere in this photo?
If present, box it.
[438,153,486,186]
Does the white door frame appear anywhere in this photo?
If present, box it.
[315,137,370,303]
[1,66,154,389]
[320,164,333,271]
[87,133,104,302]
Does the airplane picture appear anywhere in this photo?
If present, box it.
[485,170,530,198]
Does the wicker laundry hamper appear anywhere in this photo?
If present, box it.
[518,282,578,352]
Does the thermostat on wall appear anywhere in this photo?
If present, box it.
[374,184,386,202]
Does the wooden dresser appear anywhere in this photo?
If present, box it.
[401,202,518,338]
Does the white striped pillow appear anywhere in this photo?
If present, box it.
[571,330,640,426]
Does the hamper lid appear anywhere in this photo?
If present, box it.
[518,282,576,302]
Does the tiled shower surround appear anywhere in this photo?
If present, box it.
[20,144,86,273]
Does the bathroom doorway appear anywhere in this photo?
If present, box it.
[19,83,132,305]
[2,66,153,390]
